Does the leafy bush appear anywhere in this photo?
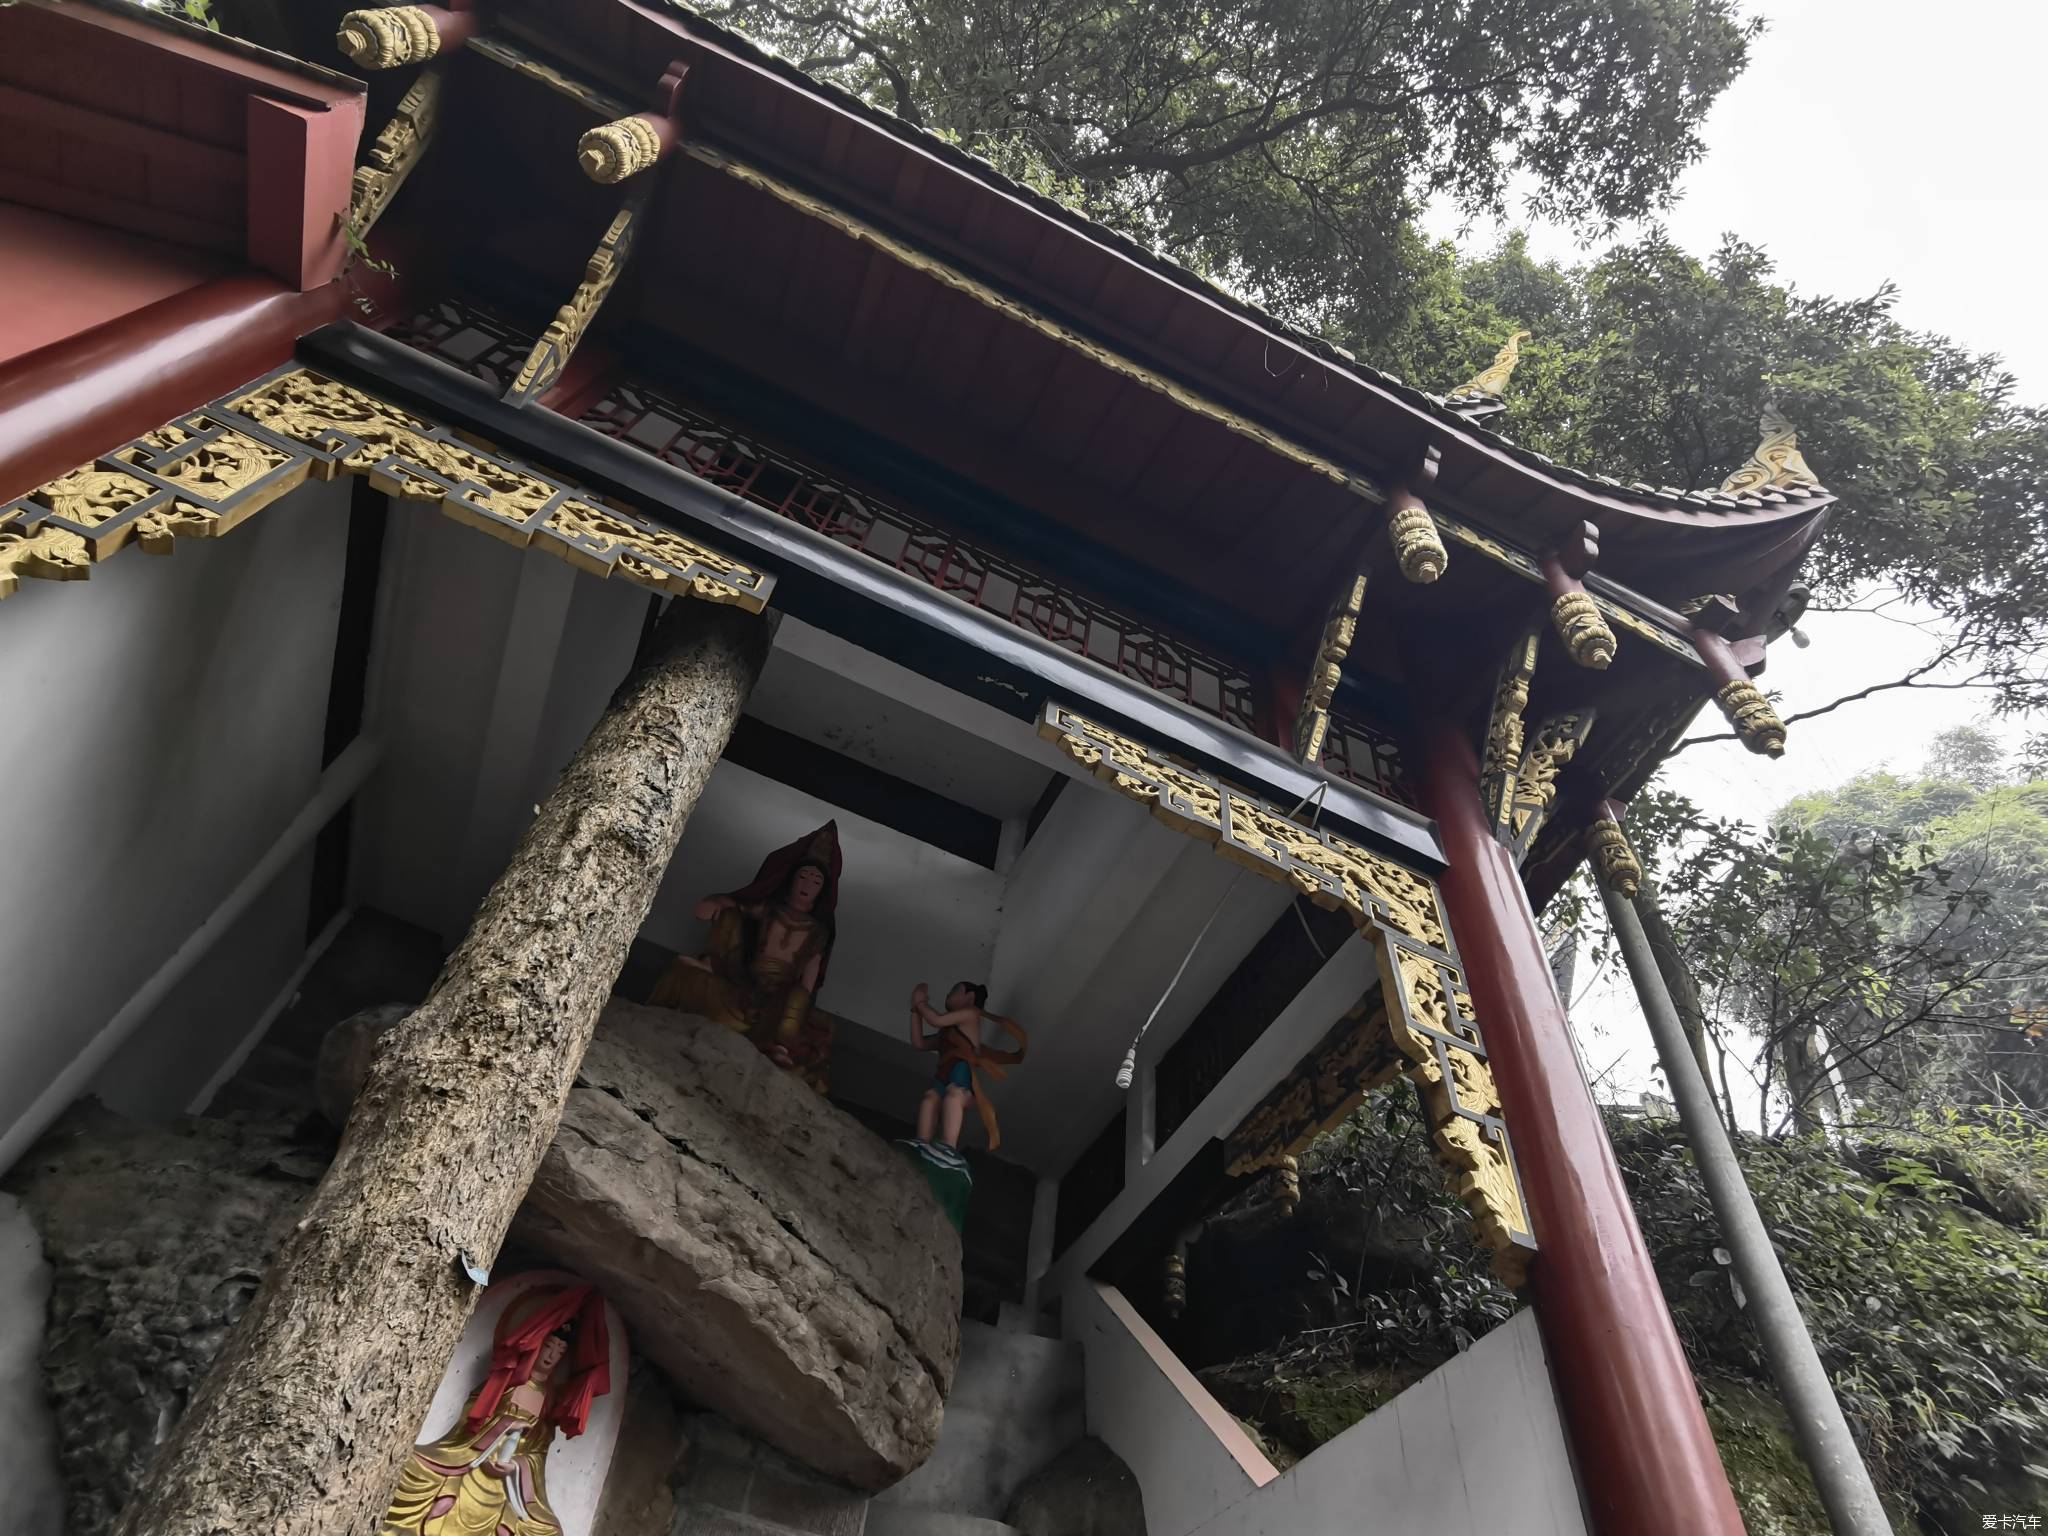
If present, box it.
[1609,1112,2048,1524]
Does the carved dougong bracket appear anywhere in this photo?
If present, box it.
[1480,628,1541,841]
[1292,571,1366,764]
[1508,710,1596,862]
[336,4,477,69]
[506,183,651,407]
[348,66,444,240]
[1039,703,1535,1283]
[0,368,774,612]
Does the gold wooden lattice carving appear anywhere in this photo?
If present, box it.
[0,368,774,613]
[1481,628,1541,840]
[1293,571,1366,764]
[1226,1000,1403,1177]
[2,419,307,599]
[1040,703,1534,1282]
[508,189,647,405]
[348,66,443,239]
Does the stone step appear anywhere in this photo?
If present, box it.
[862,1509,1024,1536]
[871,1318,1085,1521]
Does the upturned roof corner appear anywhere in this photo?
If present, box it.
[1720,406,1824,495]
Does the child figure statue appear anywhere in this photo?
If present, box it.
[908,980,1027,1152]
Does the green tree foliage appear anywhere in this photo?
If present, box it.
[1774,730,2048,1112]
[1618,729,2048,1129]
[1225,1099,2048,1532]
[1367,235,2048,714]
[1615,1112,2048,1531]
[700,0,2046,715]
[699,0,1758,325]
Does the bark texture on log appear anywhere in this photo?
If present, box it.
[111,597,774,1536]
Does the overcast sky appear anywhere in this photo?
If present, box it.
[1425,0,2048,1109]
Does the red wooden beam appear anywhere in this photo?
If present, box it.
[245,94,359,289]
[0,274,345,505]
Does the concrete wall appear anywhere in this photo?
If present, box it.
[0,481,350,1140]
[1066,1281,1273,1536]
[354,510,647,945]
[1068,1279,1587,1536]
[870,1321,1083,1522]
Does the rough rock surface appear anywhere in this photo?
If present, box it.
[312,1001,411,1129]
[3,1106,321,1535]
[592,1361,689,1536]
[518,1001,962,1490]
[0,1193,64,1535]
[1006,1437,1148,1536]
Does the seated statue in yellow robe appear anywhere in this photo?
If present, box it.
[651,822,841,1092]
[382,1284,610,1536]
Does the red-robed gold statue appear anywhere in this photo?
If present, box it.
[651,821,842,1092]
[381,1283,610,1536]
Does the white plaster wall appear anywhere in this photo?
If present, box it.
[1067,1280,1270,1536]
[0,482,350,1137]
[1191,1309,1587,1536]
[1068,1279,1586,1536]
[988,782,1291,1175]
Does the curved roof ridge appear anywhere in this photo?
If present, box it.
[645,2,1831,526]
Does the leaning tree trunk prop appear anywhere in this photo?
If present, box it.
[112,598,775,1536]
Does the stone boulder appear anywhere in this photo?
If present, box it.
[514,1001,962,1490]
[1006,1437,1148,1536]
[3,1105,321,1534]
[313,1000,410,1128]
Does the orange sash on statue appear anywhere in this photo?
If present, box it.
[938,1014,1029,1151]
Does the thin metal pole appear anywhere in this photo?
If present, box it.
[1602,879,1894,1536]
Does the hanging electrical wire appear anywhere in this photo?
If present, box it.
[1114,780,1332,1088]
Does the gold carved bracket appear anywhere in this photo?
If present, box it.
[1508,710,1596,861]
[1432,506,1704,668]
[348,65,444,240]
[1040,703,1535,1283]
[1480,627,1541,842]
[1292,571,1367,765]
[506,182,651,407]
[0,367,774,613]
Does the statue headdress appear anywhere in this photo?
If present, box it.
[722,820,843,986]
[466,1282,611,1438]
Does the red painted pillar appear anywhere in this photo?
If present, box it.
[1421,718,1745,1536]
[0,273,346,505]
